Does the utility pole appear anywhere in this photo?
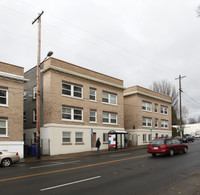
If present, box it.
[32,11,44,159]
[175,75,186,137]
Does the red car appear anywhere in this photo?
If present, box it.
[147,138,188,157]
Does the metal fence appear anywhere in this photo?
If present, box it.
[24,139,50,157]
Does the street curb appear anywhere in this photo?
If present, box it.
[20,145,147,164]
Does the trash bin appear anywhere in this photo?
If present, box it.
[32,145,37,156]
[27,146,32,156]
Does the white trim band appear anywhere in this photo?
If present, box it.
[41,65,125,90]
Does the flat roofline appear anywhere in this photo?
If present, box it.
[124,86,172,104]
[49,57,124,83]
[125,85,171,99]
[0,61,24,70]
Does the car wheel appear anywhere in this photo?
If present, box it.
[169,149,174,156]
[183,147,188,153]
[1,158,12,167]
[152,153,156,157]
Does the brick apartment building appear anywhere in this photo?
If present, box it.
[24,58,125,155]
[0,62,28,157]
[124,86,172,146]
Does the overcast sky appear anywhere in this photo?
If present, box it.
[1,0,200,120]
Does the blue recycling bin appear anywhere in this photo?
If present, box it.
[32,146,37,156]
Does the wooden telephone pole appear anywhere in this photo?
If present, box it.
[32,11,44,159]
[175,75,186,137]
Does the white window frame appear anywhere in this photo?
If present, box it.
[142,117,152,127]
[62,82,83,99]
[62,106,83,122]
[161,120,168,129]
[33,86,36,99]
[148,134,152,141]
[161,105,168,115]
[103,133,108,142]
[155,118,158,128]
[0,119,8,137]
[142,101,152,112]
[33,109,36,122]
[62,131,71,143]
[90,110,97,123]
[0,88,8,106]
[75,132,83,143]
[154,104,158,113]
[89,88,96,101]
[102,92,117,105]
[24,91,26,100]
[103,112,117,124]
[143,134,147,142]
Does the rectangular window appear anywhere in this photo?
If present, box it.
[62,83,71,96]
[103,112,117,124]
[155,104,158,113]
[24,91,26,100]
[161,120,168,129]
[62,132,71,143]
[33,109,36,122]
[142,117,152,127]
[62,106,83,121]
[62,82,82,99]
[24,112,26,122]
[148,134,152,141]
[73,86,82,98]
[0,119,7,136]
[103,133,108,142]
[161,105,168,115]
[75,132,83,143]
[33,86,36,99]
[90,110,97,123]
[103,112,109,123]
[155,118,158,128]
[102,92,117,105]
[143,134,147,142]
[0,89,8,106]
[142,101,152,112]
[89,88,96,101]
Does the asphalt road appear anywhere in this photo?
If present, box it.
[1,140,200,195]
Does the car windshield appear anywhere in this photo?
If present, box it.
[150,139,165,145]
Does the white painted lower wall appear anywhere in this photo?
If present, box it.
[0,141,24,158]
[126,129,172,146]
[25,124,125,156]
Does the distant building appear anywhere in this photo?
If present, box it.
[0,61,28,157]
[124,86,172,145]
[24,58,125,155]
[173,123,200,136]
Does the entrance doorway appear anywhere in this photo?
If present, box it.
[92,132,96,147]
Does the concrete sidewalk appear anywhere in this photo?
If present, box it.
[20,145,146,163]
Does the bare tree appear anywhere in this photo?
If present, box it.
[181,106,189,124]
[188,117,197,124]
[150,80,178,108]
[150,80,179,124]
[197,116,200,123]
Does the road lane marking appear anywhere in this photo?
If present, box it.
[110,153,130,157]
[40,176,101,191]
[0,154,150,183]
[30,160,80,169]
